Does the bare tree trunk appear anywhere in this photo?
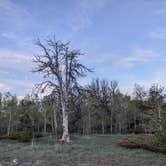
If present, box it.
[134,112,136,131]
[7,110,12,136]
[110,116,113,134]
[119,121,121,134]
[53,103,58,139]
[51,117,54,133]
[53,103,58,130]
[61,99,70,143]
[44,109,47,134]
[88,108,91,135]
[37,121,40,132]
[158,104,162,130]
[83,122,85,135]
[102,119,105,134]
[115,115,118,134]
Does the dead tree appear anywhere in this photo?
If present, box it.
[33,37,91,143]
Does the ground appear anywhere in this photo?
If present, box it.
[0,135,166,166]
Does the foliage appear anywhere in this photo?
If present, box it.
[118,135,166,154]
[155,107,166,144]
[0,80,166,146]
[0,131,32,142]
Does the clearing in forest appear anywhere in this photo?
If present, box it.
[0,135,166,166]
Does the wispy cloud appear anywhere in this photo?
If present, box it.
[0,79,35,94]
[0,48,41,94]
[0,49,33,70]
[0,70,10,76]
[0,0,29,15]
[83,49,161,69]
[0,48,35,93]
[0,0,31,36]
[149,29,166,39]
[1,32,16,39]
[117,49,160,67]
[10,80,34,91]
[0,82,11,91]
[78,77,91,86]
[69,0,109,31]
[153,66,166,87]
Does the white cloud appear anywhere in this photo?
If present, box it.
[153,67,166,87]
[86,49,160,69]
[69,0,109,31]
[0,70,10,76]
[0,0,29,15]
[0,0,31,33]
[0,82,11,91]
[17,95,25,101]
[0,48,33,70]
[149,29,166,39]
[11,80,34,90]
[123,65,166,95]
[0,49,35,94]
[116,49,160,68]
[1,32,16,39]
[0,79,35,94]
[0,0,18,13]
[78,77,91,86]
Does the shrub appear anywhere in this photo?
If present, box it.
[18,131,32,142]
[9,132,20,140]
[0,134,9,140]
[0,132,33,142]
[54,125,63,139]
[118,135,166,154]
[133,126,145,134]
[155,116,166,145]
[0,132,21,140]
[34,132,44,138]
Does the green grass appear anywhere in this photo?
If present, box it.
[0,135,166,166]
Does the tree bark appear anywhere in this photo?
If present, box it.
[44,108,47,134]
[53,103,58,130]
[119,121,121,134]
[102,119,105,134]
[88,108,91,135]
[61,98,70,143]
[158,105,162,131]
[7,110,12,136]
[110,116,113,134]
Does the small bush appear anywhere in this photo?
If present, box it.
[34,132,44,138]
[0,132,21,140]
[155,119,166,145]
[0,134,9,140]
[18,131,32,142]
[54,125,63,139]
[0,132,33,142]
[133,126,145,134]
[0,132,54,142]
[9,132,20,140]
[118,135,166,154]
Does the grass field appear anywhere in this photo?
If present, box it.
[0,135,166,166]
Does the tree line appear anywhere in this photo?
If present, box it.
[0,81,165,142]
[0,37,165,144]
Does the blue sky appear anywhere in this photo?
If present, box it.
[0,0,166,97]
